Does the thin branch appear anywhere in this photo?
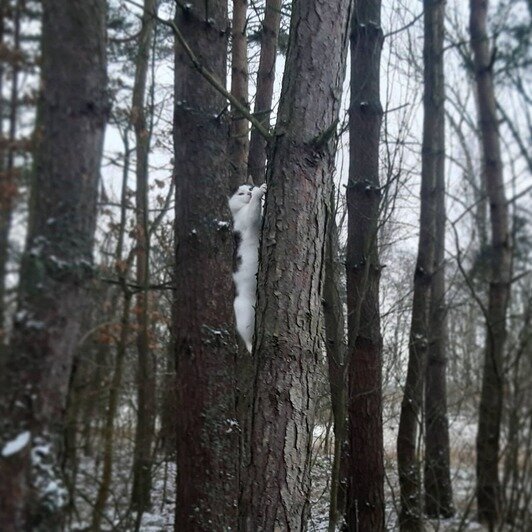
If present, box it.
[123,0,273,141]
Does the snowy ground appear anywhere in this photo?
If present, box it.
[68,413,507,531]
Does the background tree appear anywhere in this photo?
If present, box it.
[397,0,441,528]
[423,0,454,519]
[130,0,157,514]
[247,0,282,184]
[345,0,386,530]
[470,0,512,526]
[0,0,107,528]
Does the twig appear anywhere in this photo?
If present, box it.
[123,0,273,141]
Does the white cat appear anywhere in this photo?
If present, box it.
[228,183,267,352]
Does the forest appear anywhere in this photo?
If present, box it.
[0,0,530,530]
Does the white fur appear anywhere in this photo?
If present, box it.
[228,183,266,352]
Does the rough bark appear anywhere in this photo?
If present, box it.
[422,0,454,519]
[397,1,441,529]
[0,0,107,529]
[229,0,250,185]
[130,0,157,513]
[470,0,512,526]
[345,1,385,530]
[173,0,239,529]
[240,0,352,529]
[247,0,281,184]
[323,202,348,532]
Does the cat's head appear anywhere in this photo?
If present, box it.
[228,184,253,214]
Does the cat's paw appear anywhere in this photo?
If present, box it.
[258,183,267,195]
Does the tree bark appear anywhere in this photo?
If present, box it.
[469,0,512,527]
[130,0,157,513]
[345,2,385,530]
[397,1,441,529]
[240,0,352,528]
[0,0,107,529]
[247,0,281,184]
[422,0,454,519]
[173,1,239,529]
[229,0,250,185]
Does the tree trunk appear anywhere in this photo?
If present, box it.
[230,0,249,185]
[397,1,441,528]
[131,0,157,514]
[240,0,351,528]
[173,0,239,529]
[323,200,348,532]
[0,0,107,529]
[422,0,454,519]
[247,0,281,184]
[92,291,132,532]
[0,0,21,343]
[345,2,385,530]
[470,0,512,527]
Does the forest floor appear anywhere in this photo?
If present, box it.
[69,412,496,531]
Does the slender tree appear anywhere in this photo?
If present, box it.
[345,0,385,530]
[240,0,352,528]
[470,0,512,526]
[172,0,239,529]
[0,0,107,528]
[0,0,21,341]
[323,197,348,532]
[230,0,250,185]
[397,0,441,528]
[130,0,157,513]
[423,0,454,519]
[247,0,281,184]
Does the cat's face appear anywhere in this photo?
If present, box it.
[228,184,253,213]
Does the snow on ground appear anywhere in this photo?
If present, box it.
[68,413,505,531]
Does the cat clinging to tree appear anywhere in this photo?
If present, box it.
[228,183,267,352]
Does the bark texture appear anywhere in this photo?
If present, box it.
[0,0,107,529]
[470,0,512,526]
[345,1,385,530]
[423,1,453,517]
[131,0,157,513]
[247,0,281,184]
[173,1,239,529]
[240,0,352,529]
[397,1,441,528]
[230,0,250,185]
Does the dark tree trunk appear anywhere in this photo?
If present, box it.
[423,0,454,519]
[345,1,385,530]
[131,0,157,513]
[173,0,239,529]
[247,0,281,184]
[0,0,21,343]
[323,200,348,532]
[397,1,441,529]
[0,0,107,529]
[229,0,249,185]
[470,0,512,527]
[240,0,351,529]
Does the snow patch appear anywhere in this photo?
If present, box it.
[2,431,31,457]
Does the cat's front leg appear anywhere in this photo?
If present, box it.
[249,183,267,204]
